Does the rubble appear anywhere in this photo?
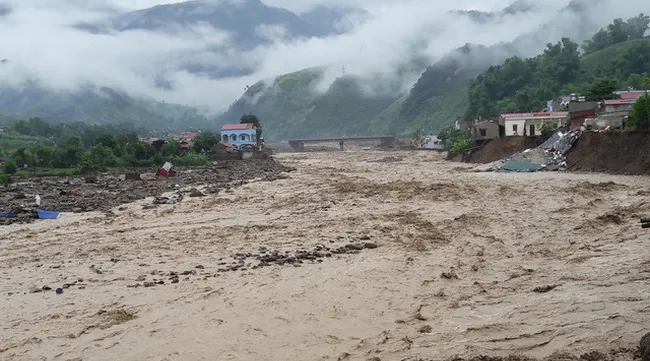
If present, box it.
[0,159,295,222]
[474,131,581,173]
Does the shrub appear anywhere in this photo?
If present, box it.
[449,137,473,156]
[3,160,18,174]
[0,173,12,185]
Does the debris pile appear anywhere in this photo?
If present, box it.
[0,158,295,221]
[474,131,581,173]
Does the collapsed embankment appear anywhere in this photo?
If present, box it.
[465,137,540,163]
[567,131,650,175]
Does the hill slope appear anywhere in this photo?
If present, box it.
[217,68,400,139]
[219,0,643,139]
[0,86,211,131]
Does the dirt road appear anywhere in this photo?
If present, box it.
[1,150,648,361]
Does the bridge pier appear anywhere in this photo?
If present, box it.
[380,137,395,148]
[289,141,305,152]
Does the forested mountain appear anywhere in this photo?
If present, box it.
[220,6,649,139]
[0,85,210,131]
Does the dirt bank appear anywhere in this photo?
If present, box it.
[466,137,540,163]
[567,131,650,175]
[0,158,294,218]
[1,150,649,361]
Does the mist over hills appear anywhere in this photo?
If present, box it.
[0,0,647,136]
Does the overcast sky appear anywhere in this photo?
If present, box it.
[0,0,646,114]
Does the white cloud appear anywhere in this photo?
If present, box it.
[0,0,647,116]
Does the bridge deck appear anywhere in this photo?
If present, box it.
[288,136,394,143]
[287,136,396,151]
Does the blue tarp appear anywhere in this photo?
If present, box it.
[499,160,543,173]
[0,210,60,219]
[36,210,60,219]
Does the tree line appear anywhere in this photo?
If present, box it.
[1,113,265,183]
[582,14,650,55]
[464,15,650,127]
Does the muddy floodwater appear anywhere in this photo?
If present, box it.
[1,150,649,361]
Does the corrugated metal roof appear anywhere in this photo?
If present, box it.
[604,99,638,105]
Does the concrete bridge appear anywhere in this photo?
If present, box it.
[288,136,396,152]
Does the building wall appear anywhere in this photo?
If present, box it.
[525,119,565,135]
[503,118,565,136]
[472,123,500,140]
[220,129,257,147]
[600,104,632,128]
[503,119,526,136]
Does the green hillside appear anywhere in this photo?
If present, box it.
[217,68,400,139]
[465,36,650,119]
[0,86,211,131]
[218,15,650,140]
[582,37,650,73]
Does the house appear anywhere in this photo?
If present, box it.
[568,101,599,131]
[182,132,198,141]
[498,112,569,137]
[179,140,193,150]
[616,90,649,100]
[471,120,499,140]
[220,123,257,149]
[598,96,643,128]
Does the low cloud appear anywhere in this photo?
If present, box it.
[0,0,647,116]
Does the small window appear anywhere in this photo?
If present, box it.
[479,129,487,137]
[513,124,518,132]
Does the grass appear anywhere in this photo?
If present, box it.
[581,38,650,73]
[14,168,80,177]
[0,133,53,152]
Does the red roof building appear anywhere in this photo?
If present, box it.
[618,90,648,100]
[221,123,254,130]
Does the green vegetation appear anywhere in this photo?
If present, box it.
[630,94,650,130]
[0,119,211,178]
[465,38,582,119]
[3,160,17,174]
[0,86,210,131]
[435,124,472,156]
[0,133,53,152]
[465,32,650,120]
[218,68,400,139]
[240,113,263,139]
[582,14,649,55]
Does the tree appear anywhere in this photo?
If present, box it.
[627,13,650,39]
[192,132,218,153]
[133,142,155,160]
[34,146,54,167]
[240,113,263,139]
[3,160,17,174]
[52,137,85,168]
[586,78,619,101]
[95,134,117,149]
[629,94,650,130]
[583,29,610,54]
[13,118,52,137]
[607,18,630,44]
[78,145,114,173]
[161,140,182,158]
[582,14,650,55]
